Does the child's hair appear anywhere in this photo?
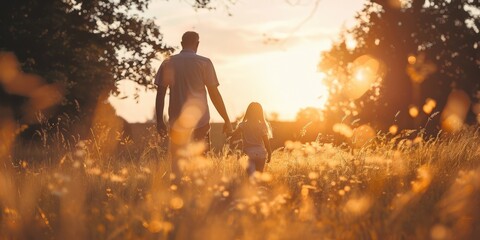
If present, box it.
[242,102,273,139]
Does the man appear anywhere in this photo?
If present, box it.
[155,31,232,175]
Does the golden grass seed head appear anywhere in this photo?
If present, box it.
[170,197,184,210]
[430,224,450,240]
[344,196,372,216]
[308,172,320,180]
[146,220,173,233]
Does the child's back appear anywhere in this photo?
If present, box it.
[232,102,272,176]
[238,121,268,150]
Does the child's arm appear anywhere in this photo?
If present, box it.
[262,135,272,163]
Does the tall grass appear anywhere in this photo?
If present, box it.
[1,126,479,239]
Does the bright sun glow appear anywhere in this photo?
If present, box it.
[225,45,331,121]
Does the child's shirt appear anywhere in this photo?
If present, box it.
[238,121,268,150]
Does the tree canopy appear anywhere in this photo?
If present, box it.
[319,0,480,132]
[0,0,182,129]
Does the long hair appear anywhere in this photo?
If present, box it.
[242,102,273,139]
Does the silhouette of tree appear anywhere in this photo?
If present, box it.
[0,0,217,132]
[319,0,480,131]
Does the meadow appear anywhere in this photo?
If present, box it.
[1,125,479,240]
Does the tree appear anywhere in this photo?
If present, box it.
[319,0,480,132]
[0,0,218,133]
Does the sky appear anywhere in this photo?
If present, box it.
[109,0,367,123]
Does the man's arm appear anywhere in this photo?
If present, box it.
[156,85,168,135]
[206,85,232,135]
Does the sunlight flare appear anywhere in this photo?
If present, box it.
[343,55,384,100]
[441,90,471,133]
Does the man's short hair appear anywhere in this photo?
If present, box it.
[182,31,199,45]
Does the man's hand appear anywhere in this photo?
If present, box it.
[223,122,233,136]
[157,121,168,137]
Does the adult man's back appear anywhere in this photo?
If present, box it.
[158,48,218,130]
[155,31,232,176]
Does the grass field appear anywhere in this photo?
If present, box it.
[1,126,480,239]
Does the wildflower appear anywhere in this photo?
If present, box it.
[304,145,316,155]
[236,203,246,210]
[106,188,113,198]
[145,220,173,233]
[140,166,151,174]
[51,187,68,197]
[110,174,125,183]
[239,157,248,170]
[76,140,86,149]
[285,140,295,150]
[74,149,86,158]
[170,197,184,210]
[53,173,71,183]
[260,172,273,182]
[260,202,270,217]
[72,161,81,168]
[221,176,229,183]
[344,196,372,216]
[413,136,423,144]
[389,125,398,135]
[352,124,376,148]
[301,185,315,197]
[136,174,146,180]
[328,160,340,168]
[105,213,115,222]
[248,206,257,214]
[412,165,432,193]
[430,224,450,240]
[194,178,205,186]
[308,172,319,180]
[409,105,419,118]
[85,158,94,166]
[21,161,28,168]
[333,123,353,138]
[97,224,106,234]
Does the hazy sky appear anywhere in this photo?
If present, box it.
[109,0,366,123]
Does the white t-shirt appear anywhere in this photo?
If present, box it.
[155,49,219,129]
[238,121,268,150]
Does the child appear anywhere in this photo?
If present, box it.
[231,102,272,176]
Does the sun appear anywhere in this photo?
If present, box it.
[253,50,330,120]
